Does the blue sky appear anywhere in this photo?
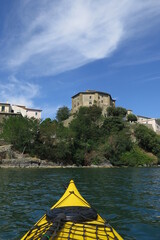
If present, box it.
[0,0,160,119]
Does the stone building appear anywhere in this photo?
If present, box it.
[71,90,115,115]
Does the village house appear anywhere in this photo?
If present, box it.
[0,102,20,123]
[0,102,13,113]
[137,115,160,134]
[0,102,42,122]
[127,109,160,134]
[11,105,42,119]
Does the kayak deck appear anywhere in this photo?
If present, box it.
[21,180,123,240]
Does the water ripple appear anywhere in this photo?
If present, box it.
[0,168,160,240]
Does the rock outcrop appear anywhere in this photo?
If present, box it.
[0,144,57,168]
[0,157,57,168]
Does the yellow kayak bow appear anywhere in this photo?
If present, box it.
[21,180,123,240]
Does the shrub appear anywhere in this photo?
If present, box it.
[120,146,157,166]
[127,114,137,122]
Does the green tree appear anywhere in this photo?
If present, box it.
[1,116,39,152]
[56,106,70,122]
[127,114,137,122]
[120,146,157,166]
[103,131,133,165]
[156,119,160,125]
[134,124,160,155]
[70,106,102,142]
[39,118,57,144]
[102,117,125,135]
[107,106,127,118]
[69,106,102,165]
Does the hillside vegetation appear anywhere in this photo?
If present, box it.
[0,106,160,166]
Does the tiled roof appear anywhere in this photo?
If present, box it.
[0,103,10,106]
[13,105,42,112]
[72,90,115,101]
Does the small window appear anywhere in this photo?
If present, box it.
[89,96,92,99]
[89,101,92,105]
[1,106,5,112]
[35,112,38,116]
[77,102,79,106]
[98,96,100,99]
[101,100,103,103]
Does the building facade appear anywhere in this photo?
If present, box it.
[12,105,42,119]
[137,115,160,134]
[71,90,115,115]
[0,103,42,120]
[0,103,12,113]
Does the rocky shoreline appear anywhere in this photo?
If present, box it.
[0,144,113,168]
[0,157,113,168]
[1,145,157,169]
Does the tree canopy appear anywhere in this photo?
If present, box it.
[0,106,159,166]
[127,114,137,122]
[56,106,70,122]
[0,116,39,152]
[107,106,127,118]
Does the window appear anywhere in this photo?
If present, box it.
[77,102,79,106]
[101,100,103,103]
[98,96,100,99]
[89,96,92,99]
[1,106,5,112]
[89,101,92,105]
[35,112,38,116]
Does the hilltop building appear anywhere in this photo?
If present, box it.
[63,90,115,127]
[71,90,115,116]
[0,102,42,122]
[64,90,160,134]
[137,115,160,134]
[127,110,160,134]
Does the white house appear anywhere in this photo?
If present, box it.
[11,105,42,119]
[0,103,12,113]
[137,115,160,134]
[0,102,42,120]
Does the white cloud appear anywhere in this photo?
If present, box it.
[0,76,40,107]
[1,0,160,77]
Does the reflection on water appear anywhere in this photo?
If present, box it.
[0,168,160,240]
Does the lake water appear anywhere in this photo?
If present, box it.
[0,168,160,240]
